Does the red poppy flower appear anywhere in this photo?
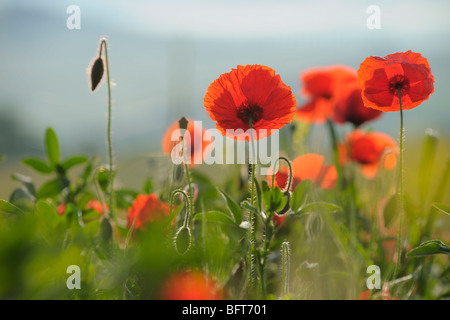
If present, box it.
[333,86,383,127]
[57,203,65,216]
[358,289,398,300]
[204,64,296,141]
[162,118,209,166]
[161,270,223,300]
[357,50,434,112]
[273,213,287,227]
[341,130,398,178]
[296,65,357,123]
[269,153,338,192]
[86,199,105,215]
[127,194,170,231]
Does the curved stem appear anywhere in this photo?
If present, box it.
[271,156,293,192]
[170,189,191,229]
[181,135,194,225]
[99,39,114,220]
[393,88,404,280]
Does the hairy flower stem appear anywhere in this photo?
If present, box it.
[98,39,115,221]
[170,189,191,228]
[271,156,293,191]
[247,116,258,297]
[327,119,357,238]
[181,135,194,223]
[393,88,405,280]
[281,241,291,297]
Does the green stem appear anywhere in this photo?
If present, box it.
[327,119,342,186]
[247,116,258,296]
[181,135,194,225]
[281,241,291,297]
[170,189,191,229]
[272,156,293,192]
[393,88,404,280]
[99,39,114,221]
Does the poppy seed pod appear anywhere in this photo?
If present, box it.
[174,226,191,255]
[90,57,105,91]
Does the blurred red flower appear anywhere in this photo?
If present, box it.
[204,64,296,141]
[57,203,65,216]
[162,118,209,167]
[127,194,170,231]
[161,270,223,300]
[341,130,398,179]
[333,86,382,127]
[86,199,105,215]
[358,289,398,300]
[357,50,434,112]
[296,65,361,124]
[272,213,287,227]
[269,153,338,192]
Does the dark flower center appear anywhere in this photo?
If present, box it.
[388,74,410,95]
[236,102,264,127]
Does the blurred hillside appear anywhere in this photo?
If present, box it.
[1,0,450,199]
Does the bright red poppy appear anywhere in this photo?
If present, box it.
[161,270,223,300]
[162,118,209,166]
[204,64,296,141]
[269,153,338,192]
[357,50,434,112]
[127,194,170,231]
[341,130,398,178]
[296,65,358,124]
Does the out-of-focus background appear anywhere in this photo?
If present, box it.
[1,0,449,198]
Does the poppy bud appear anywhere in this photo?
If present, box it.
[90,57,104,91]
[178,117,189,131]
[276,190,291,215]
[174,226,191,255]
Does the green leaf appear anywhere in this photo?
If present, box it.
[253,177,262,213]
[143,178,154,194]
[432,202,450,216]
[270,187,287,212]
[418,129,439,203]
[290,179,312,213]
[218,189,242,224]
[37,178,69,199]
[261,180,272,211]
[11,172,36,196]
[35,199,59,217]
[407,240,450,257]
[241,201,259,215]
[193,210,236,225]
[0,199,24,215]
[61,155,88,171]
[0,154,4,161]
[383,194,400,227]
[433,158,450,203]
[82,160,93,184]
[22,157,52,174]
[300,202,342,214]
[45,127,60,166]
[9,187,35,212]
[97,168,110,193]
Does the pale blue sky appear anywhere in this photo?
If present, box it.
[0,0,449,157]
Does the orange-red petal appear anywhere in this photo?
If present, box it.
[204,65,296,141]
[357,51,434,111]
